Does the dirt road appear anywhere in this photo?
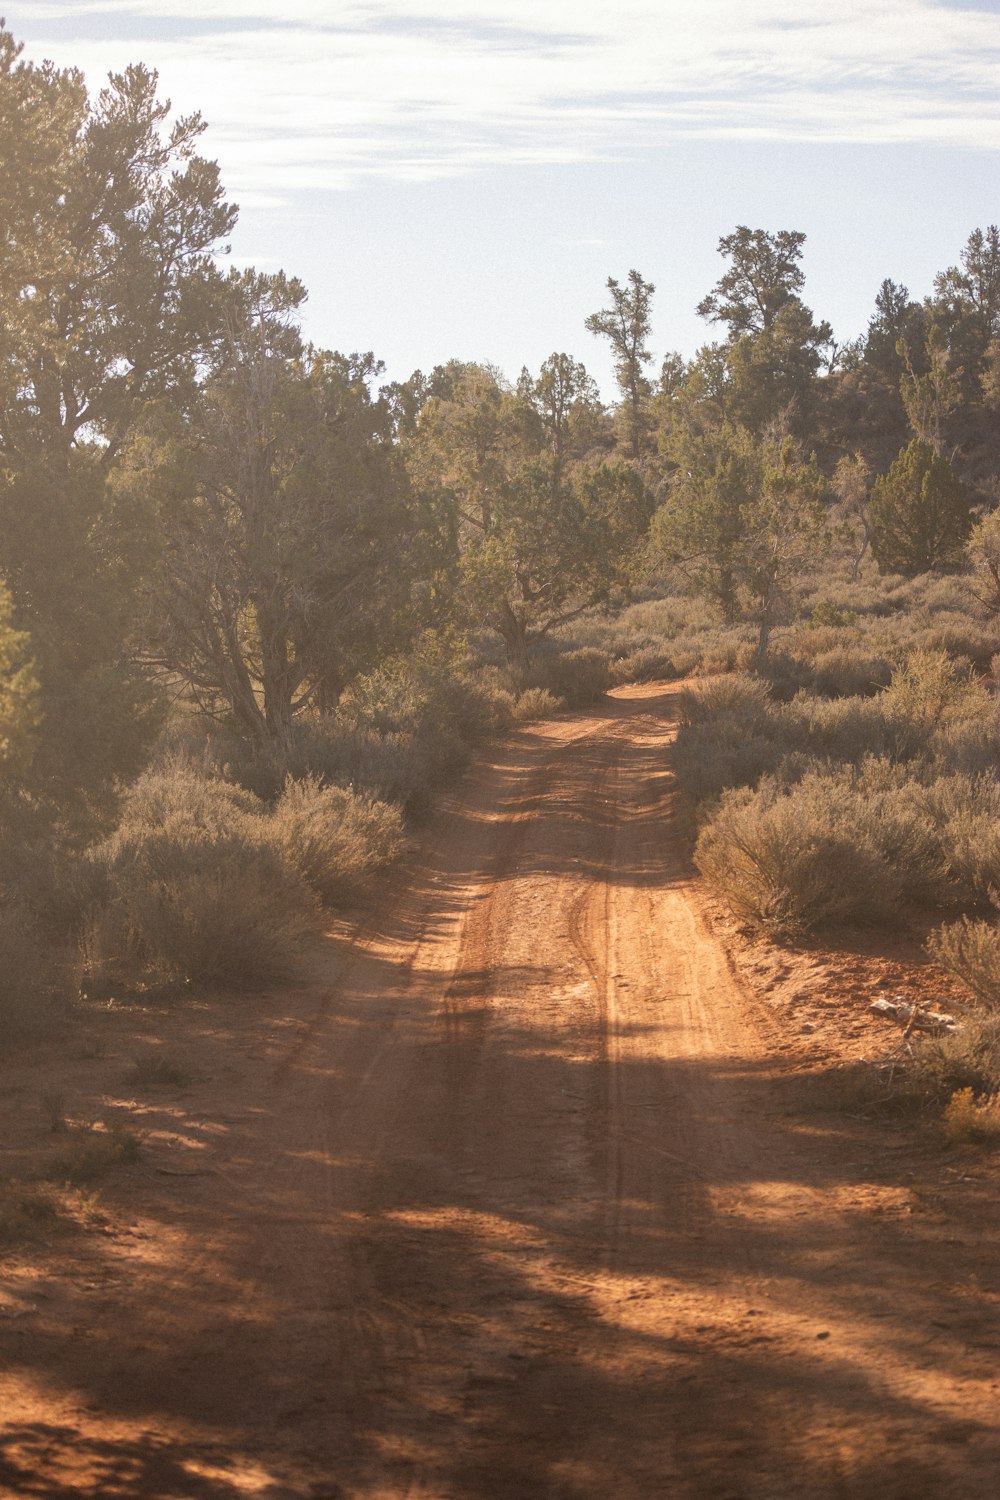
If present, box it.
[3,682,1000,1498]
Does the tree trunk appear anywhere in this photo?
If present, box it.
[755,615,771,673]
[497,599,529,675]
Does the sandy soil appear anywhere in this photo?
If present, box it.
[2,681,1000,1499]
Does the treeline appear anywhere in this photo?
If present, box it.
[2,25,1000,1034]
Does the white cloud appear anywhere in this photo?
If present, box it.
[13,1,1000,195]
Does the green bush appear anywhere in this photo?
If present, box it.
[869,439,971,576]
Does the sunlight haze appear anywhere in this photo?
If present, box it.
[11,0,1000,391]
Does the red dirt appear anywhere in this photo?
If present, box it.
[2,681,1000,1499]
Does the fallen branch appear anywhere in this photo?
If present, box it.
[869,997,957,1034]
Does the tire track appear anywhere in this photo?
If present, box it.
[11,683,1000,1500]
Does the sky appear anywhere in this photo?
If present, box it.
[8,0,1000,396]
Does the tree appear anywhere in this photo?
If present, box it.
[0,585,39,779]
[651,423,754,622]
[585,270,655,460]
[844,279,930,442]
[934,226,1000,346]
[0,31,85,372]
[897,324,960,453]
[0,28,237,818]
[409,366,650,668]
[737,436,827,667]
[967,509,1000,618]
[869,439,971,576]
[652,424,827,667]
[1,41,235,463]
[132,274,422,749]
[697,227,809,337]
[0,449,163,813]
[524,353,605,479]
[864,279,925,382]
[696,227,832,432]
[725,300,833,431]
[831,452,873,579]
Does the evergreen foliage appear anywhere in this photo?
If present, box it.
[869,440,971,576]
[4,13,1000,1027]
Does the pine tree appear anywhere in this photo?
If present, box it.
[869,439,971,576]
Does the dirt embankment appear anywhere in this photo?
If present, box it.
[2,682,1000,1499]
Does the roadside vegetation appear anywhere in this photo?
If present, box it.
[3,24,1000,1137]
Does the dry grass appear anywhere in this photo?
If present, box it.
[0,1180,105,1244]
[42,1118,144,1184]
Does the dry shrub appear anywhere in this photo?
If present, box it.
[677,673,773,729]
[83,838,320,990]
[674,675,793,804]
[512,687,564,721]
[927,917,1000,1009]
[808,647,893,699]
[340,656,503,746]
[942,1087,1000,1142]
[328,655,513,803]
[695,780,902,934]
[882,649,990,734]
[287,722,438,814]
[933,703,1000,776]
[916,774,1000,902]
[758,652,816,702]
[609,645,676,685]
[689,630,751,676]
[125,755,265,827]
[273,775,405,905]
[920,622,999,671]
[674,730,792,807]
[786,694,896,762]
[83,761,322,990]
[909,1014,1000,1102]
[524,647,610,706]
[222,655,515,810]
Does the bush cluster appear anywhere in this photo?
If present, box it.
[682,653,1000,936]
[79,758,403,992]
